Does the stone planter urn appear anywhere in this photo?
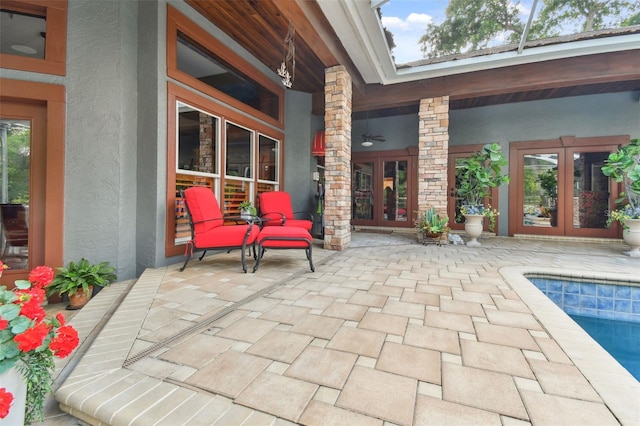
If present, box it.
[623,218,640,258]
[0,364,26,425]
[463,214,484,247]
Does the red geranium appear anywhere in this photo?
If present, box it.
[14,322,50,352]
[0,265,80,423]
[28,266,55,289]
[0,388,13,419]
[49,325,80,358]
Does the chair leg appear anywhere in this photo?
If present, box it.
[179,252,193,272]
[252,246,265,273]
[306,245,315,272]
[241,245,248,273]
[199,250,207,261]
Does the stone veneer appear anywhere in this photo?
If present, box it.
[323,65,352,250]
[417,97,449,216]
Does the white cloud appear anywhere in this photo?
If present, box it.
[381,13,432,63]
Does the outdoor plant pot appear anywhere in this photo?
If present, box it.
[464,214,484,247]
[68,285,93,309]
[623,218,640,258]
[0,364,26,426]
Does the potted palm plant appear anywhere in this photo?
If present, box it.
[602,138,640,257]
[45,258,116,309]
[456,143,509,246]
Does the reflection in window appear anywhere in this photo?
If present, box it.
[177,102,218,173]
[523,154,558,227]
[176,32,279,120]
[0,120,30,269]
[574,152,610,229]
[225,122,253,215]
[0,9,46,59]
[383,160,408,222]
[353,162,374,221]
[258,135,278,183]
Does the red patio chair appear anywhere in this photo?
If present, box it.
[181,187,259,273]
[258,191,313,231]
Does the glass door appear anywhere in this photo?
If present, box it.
[352,153,415,228]
[0,101,47,283]
[510,138,622,238]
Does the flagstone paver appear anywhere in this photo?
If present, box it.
[48,234,639,425]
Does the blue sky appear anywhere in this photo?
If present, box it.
[380,0,534,63]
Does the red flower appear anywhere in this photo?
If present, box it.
[55,312,66,327]
[17,294,46,323]
[28,266,54,289]
[49,325,79,358]
[0,388,13,419]
[0,318,7,331]
[14,322,49,352]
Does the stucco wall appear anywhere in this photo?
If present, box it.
[64,0,138,278]
[352,114,418,152]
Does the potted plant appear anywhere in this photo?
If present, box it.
[239,200,257,220]
[602,138,640,257]
[45,258,116,309]
[456,143,509,246]
[0,265,79,424]
[415,207,449,243]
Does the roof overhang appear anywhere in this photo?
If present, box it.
[319,0,640,86]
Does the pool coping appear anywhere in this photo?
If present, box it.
[500,266,640,426]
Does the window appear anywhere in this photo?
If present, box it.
[166,83,283,257]
[0,0,67,75]
[177,33,280,121]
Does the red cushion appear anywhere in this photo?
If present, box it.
[259,191,312,231]
[257,226,312,248]
[196,223,259,248]
[184,187,223,234]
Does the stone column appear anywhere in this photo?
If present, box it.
[417,97,449,215]
[323,65,352,250]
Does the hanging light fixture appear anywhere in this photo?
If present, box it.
[277,21,295,88]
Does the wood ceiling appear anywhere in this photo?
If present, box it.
[185,0,640,116]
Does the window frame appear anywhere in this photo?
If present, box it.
[166,82,283,257]
[166,5,285,129]
[0,0,67,76]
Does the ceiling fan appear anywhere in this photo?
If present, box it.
[361,112,385,147]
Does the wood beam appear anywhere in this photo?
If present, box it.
[351,50,640,112]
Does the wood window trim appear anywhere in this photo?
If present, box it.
[165,82,284,258]
[0,0,67,76]
[166,5,285,129]
[0,78,65,268]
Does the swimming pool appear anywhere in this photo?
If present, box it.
[527,276,640,380]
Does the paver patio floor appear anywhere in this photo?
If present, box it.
[43,232,639,425]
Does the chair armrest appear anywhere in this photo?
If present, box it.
[293,211,314,223]
[260,211,287,225]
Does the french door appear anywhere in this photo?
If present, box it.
[352,150,416,228]
[509,136,627,238]
[0,102,46,282]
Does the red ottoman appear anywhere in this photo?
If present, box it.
[253,226,315,272]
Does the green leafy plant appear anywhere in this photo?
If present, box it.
[602,138,640,215]
[537,168,558,204]
[456,143,510,207]
[238,201,257,216]
[45,258,116,298]
[0,264,79,424]
[415,207,449,235]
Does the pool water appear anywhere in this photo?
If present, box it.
[527,276,640,381]
[569,314,640,381]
